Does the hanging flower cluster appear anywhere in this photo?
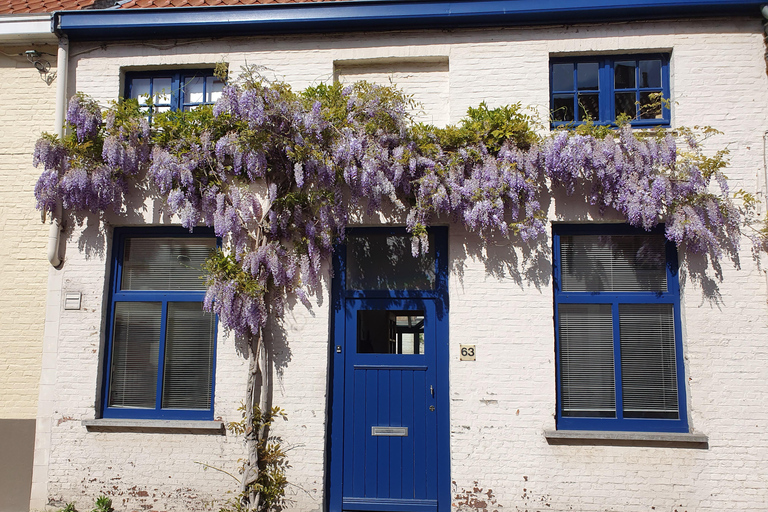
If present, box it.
[34,93,150,216]
[33,75,744,338]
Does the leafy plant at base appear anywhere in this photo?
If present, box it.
[222,404,288,512]
[91,496,113,512]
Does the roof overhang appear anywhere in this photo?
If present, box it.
[54,0,766,41]
[0,13,56,43]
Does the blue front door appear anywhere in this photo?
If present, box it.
[343,298,438,511]
[328,228,449,512]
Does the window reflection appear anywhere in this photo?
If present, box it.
[346,233,435,290]
[357,310,425,355]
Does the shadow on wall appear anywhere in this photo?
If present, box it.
[0,419,35,512]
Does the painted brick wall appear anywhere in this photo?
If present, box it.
[34,17,768,512]
[0,44,57,422]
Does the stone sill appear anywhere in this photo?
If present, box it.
[544,430,708,448]
[83,419,225,435]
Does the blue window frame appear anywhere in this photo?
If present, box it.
[550,54,670,127]
[125,69,224,119]
[102,227,218,420]
[553,224,687,433]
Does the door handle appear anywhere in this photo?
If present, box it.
[430,385,434,397]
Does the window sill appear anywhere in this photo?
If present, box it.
[82,419,225,435]
[544,430,708,448]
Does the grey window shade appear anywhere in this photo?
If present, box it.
[122,237,215,291]
[561,235,667,292]
[162,302,216,410]
[559,304,616,417]
[109,302,161,409]
[619,304,678,419]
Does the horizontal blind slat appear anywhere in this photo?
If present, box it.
[122,237,215,291]
[109,302,161,409]
[561,235,667,292]
[559,304,616,417]
[162,302,216,410]
[619,304,678,418]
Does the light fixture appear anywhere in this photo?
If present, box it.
[25,49,56,85]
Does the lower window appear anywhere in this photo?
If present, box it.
[553,225,688,432]
[102,227,218,420]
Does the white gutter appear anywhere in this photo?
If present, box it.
[48,35,68,267]
[0,13,56,43]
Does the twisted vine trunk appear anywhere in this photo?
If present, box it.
[241,327,269,511]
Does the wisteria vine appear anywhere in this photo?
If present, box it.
[34,74,747,339]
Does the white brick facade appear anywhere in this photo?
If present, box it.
[34,17,768,512]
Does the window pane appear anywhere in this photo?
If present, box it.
[614,61,636,89]
[122,237,216,291]
[552,94,574,122]
[615,92,636,119]
[130,78,151,105]
[346,233,435,290]
[560,235,667,292]
[620,304,678,419]
[207,76,224,103]
[357,310,425,354]
[559,304,615,417]
[577,62,599,90]
[578,93,599,121]
[639,60,662,88]
[109,302,161,409]
[639,92,663,119]
[552,63,574,91]
[184,76,205,105]
[153,78,172,105]
[162,302,216,410]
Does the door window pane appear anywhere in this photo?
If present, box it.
[346,233,435,290]
[357,310,425,354]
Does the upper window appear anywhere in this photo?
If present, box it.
[550,54,670,127]
[553,225,687,433]
[125,70,224,118]
[102,227,218,420]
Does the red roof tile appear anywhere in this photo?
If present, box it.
[0,0,98,13]
[118,0,340,8]
[0,0,339,15]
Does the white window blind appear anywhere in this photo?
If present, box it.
[121,237,215,291]
[559,303,616,417]
[109,302,161,409]
[560,235,667,292]
[162,302,216,410]
[619,304,679,419]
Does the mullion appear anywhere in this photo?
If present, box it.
[154,300,169,412]
[611,301,623,420]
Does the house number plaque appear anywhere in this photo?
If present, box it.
[460,344,476,361]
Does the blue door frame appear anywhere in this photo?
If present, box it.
[328,227,450,512]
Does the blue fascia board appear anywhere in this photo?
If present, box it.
[55,0,764,41]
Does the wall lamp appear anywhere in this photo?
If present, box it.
[25,49,56,85]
